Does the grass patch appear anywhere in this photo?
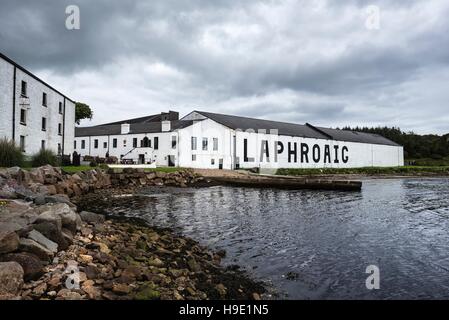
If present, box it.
[276,166,449,176]
[61,165,94,173]
[143,167,184,173]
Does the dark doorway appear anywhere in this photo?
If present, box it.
[138,154,145,164]
[219,158,223,170]
[168,155,175,167]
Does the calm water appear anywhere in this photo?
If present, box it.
[109,178,449,299]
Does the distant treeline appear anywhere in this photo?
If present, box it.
[341,126,449,159]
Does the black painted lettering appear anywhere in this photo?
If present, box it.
[342,146,349,163]
[288,142,297,163]
[312,144,321,163]
[324,144,331,163]
[275,141,284,162]
[333,145,340,163]
[260,140,270,162]
[244,138,254,162]
[300,143,309,163]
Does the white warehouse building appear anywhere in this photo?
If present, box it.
[0,52,76,156]
[74,110,404,170]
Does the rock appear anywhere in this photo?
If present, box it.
[148,257,164,267]
[112,283,131,295]
[79,254,93,264]
[84,265,99,280]
[134,283,161,300]
[19,238,55,261]
[47,274,63,290]
[187,257,201,272]
[215,284,227,297]
[33,222,68,250]
[32,282,47,296]
[27,230,58,253]
[79,211,105,224]
[56,289,82,300]
[82,280,101,299]
[37,203,80,233]
[173,290,184,300]
[0,262,24,296]
[0,253,44,281]
[35,211,62,231]
[252,292,261,300]
[0,230,19,254]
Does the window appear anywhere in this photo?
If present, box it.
[41,117,46,131]
[171,136,177,149]
[20,109,26,125]
[123,140,127,147]
[58,143,62,155]
[20,136,25,152]
[42,92,47,106]
[21,81,27,97]
[133,138,137,148]
[103,142,107,149]
[191,137,197,150]
[211,158,215,165]
[41,140,46,150]
[74,141,77,149]
[94,139,99,149]
[192,154,196,161]
[113,138,117,148]
[81,140,86,149]
[213,138,218,151]
[58,123,62,135]
[154,137,159,150]
[59,102,63,114]
[202,138,208,151]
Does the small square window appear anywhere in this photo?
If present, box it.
[113,139,117,148]
[103,142,107,148]
[211,158,215,165]
[74,141,77,149]
[171,136,177,149]
[202,138,208,151]
[41,140,46,150]
[20,136,25,152]
[81,140,86,149]
[94,139,99,149]
[58,123,62,135]
[59,102,63,114]
[192,154,196,161]
[213,138,218,151]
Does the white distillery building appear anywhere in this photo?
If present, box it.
[74,110,404,170]
[0,52,76,156]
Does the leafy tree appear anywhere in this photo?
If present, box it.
[341,126,449,160]
[75,102,93,125]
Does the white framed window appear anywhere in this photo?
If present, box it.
[191,137,197,150]
[192,154,196,161]
[213,138,218,151]
[202,138,208,151]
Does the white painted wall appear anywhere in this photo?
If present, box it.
[74,132,180,167]
[0,56,76,157]
[74,118,404,170]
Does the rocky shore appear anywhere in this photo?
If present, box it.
[0,166,265,300]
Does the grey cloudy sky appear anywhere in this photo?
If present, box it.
[1,0,448,133]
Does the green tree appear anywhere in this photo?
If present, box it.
[75,102,93,125]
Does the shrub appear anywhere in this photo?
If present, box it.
[0,138,24,167]
[89,161,97,167]
[31,149,60,167]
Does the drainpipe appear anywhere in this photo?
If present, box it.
[12,66,16,140]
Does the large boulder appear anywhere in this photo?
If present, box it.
[36,203,81,233]
[27,230,58,253]
[33,222,68,250]
[0,253,43,281]
[0,262,24,298]
[0,230,19,254]
[19,238,55,261]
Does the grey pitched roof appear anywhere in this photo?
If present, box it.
[194,111,400,146]
[92,111,179,126]
[75,120,193,137]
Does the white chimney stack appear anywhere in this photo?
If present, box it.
[121,123,130,134]
[161,120,171,132]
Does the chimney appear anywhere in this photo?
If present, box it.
[121,123,130,134]
[161,120,171,132]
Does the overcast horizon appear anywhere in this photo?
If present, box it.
[1,0,448,134]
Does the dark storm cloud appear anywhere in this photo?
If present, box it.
[0,0,448,133]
